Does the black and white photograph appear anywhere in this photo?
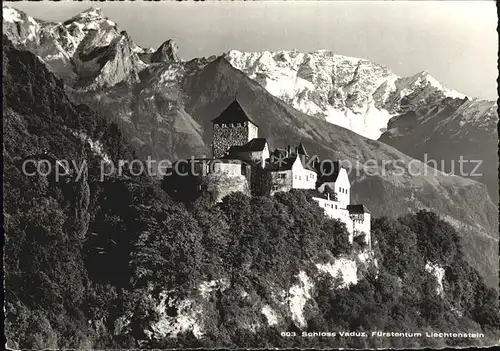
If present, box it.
[2,0,499,349]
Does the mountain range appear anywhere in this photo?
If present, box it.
[2,6,498,287]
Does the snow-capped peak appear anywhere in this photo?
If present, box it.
[224,49,472,139]
[2,6,41,43]
[225,49,398,139]
[64,6,115,29]
[67,7,105,22]
[3,6,22,23]
[404,71,466,99]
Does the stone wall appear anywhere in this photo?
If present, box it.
[211,162,243,177]
[212,122,251,158]
[270,171,293,195]
[205,172,250,203]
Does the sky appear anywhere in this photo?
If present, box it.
[6,0,499,100]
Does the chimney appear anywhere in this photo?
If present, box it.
[286,145,290,156]
[327,192,330,201]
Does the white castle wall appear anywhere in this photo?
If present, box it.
[313,197,372,248]
[334,168,351,209]
[353,213,371,248]
[211,162,243,176]
[248,122,259,140]
[291,156,316,190]
[270,156,316,194]
[316,168,351,209]
[233,143,270,168]
[202,162,250,202]
[313,196,354,243]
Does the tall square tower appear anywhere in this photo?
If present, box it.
[212,100,259,158]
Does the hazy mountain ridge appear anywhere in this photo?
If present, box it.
[74,51,498,287]
[3,9,500,349]
[3,6,150,88]
[3,43,499,346]
[379,96,498,201]
[2,6,498,287]
[223,50,482,138]
[4,6,496,139]
[224,49,498,199]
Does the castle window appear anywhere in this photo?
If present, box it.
[280,173,286,179]
[335,205,337,209]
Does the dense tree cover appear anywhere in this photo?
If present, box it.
[3,37,499,349]
[166,211,500,349]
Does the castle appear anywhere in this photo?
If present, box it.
[168,100,371,248]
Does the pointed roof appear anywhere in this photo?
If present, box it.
[264,156,296,171]
[212,100,258,126]
[265,153,316,172]
[315,160,340,182]
[347,204,371,214]
[228,138,268,153]
[296,142,308,157]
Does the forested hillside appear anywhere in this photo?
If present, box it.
[3,5,498,289]
[3,37,499,349]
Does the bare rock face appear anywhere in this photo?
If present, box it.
[73,148,91,240]
[4,6,498,288]
[2,6,146,88]
[73,30,144,88]
[225,49,398,139]
[151,39,180,63]
[223,50,486,142]
[2,7,41,47]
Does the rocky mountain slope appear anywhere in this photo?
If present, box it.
[3,11,500,350]
[225,51,498,200]
[3,6,150,88]
[3,6,498,287]
[5,5,497,201]
[224,50,469,139]
[379,96,498,202]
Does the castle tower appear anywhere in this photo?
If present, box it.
[211,100,259,158]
